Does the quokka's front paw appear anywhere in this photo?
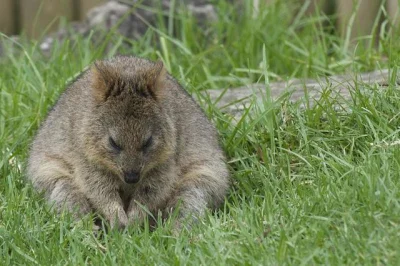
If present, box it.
[127,204,147,224]
[107,207,129,230]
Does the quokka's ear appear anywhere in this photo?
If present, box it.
[146,60,167,100]
[91,61,118,102]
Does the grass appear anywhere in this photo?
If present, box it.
[1,1,400,264]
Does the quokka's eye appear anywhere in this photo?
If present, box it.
[109,137,122,152]
[142,136,153,152]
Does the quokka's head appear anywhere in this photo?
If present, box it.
[83,56,176,184]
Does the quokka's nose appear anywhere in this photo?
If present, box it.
[124,171,140,184]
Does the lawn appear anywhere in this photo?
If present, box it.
[1,1,400,265]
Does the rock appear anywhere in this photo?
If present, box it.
[38,0,218,54]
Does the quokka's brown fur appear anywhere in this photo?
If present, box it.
[27,56,230,230]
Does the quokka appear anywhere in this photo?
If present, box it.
[27,56,230,230]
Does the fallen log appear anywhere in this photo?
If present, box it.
[202,69,397,115]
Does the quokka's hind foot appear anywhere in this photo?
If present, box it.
[48,178,93,218]
[164,165,229,233]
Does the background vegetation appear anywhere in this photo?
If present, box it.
[1,1,400,264]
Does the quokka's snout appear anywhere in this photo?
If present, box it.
[124,171,140,184]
